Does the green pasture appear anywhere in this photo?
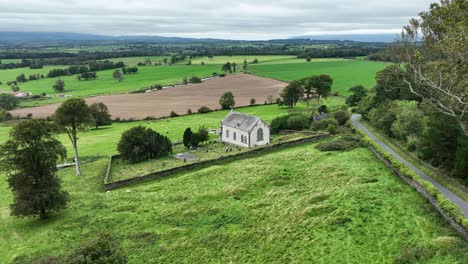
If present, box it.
[1,140,466,263]
[0,66,68,86]
[10,65,220,107]
[249,59,389,95]
[0,98,345,159]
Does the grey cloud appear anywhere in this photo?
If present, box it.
[0,0,434,39]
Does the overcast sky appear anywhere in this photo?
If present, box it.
[0,0,435,40]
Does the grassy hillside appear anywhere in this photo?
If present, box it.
[1,141,466,263]
[0,98,345,158]
[250,59,389,95]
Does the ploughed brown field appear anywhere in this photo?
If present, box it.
[10,74,286,119]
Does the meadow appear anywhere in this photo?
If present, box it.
[1,141,466,263]
[12,64,220,107]
[0,56,388,107]
[249,59,389,95]
[0,98,344,159]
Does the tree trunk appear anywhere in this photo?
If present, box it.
[316,95,321,110]
[39,208,48,219]
[72,132,81,176]
[306,93,310,109]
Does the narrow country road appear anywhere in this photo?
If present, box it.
[351,114,468,217]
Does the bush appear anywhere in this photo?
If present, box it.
[117,126,172,163]
[327,124,337,134]
[189,76,202,83]
[198,106,213,114]
[406,135,419,152]
[318,105,328,113]
[170,111,179,117]
[187,109,192,115]
[286,115,309,130]
[66,233,127,264]
[0,108,13,122]
[270,115,289,133]
[310,118,338,131]
[316,138,360,151]
[333,110,351,125]
[250,98,256,105]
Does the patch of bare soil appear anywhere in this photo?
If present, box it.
[10,74,286,119]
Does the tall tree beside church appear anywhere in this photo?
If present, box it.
[0,119,67,219]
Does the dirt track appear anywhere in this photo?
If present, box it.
[10,74,286,119]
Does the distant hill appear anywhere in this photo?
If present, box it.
[0,31,397,43]
[291,34,398,43]
[0,32,204,43]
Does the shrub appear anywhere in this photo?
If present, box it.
[406,135,419,152]
[0,108,12,122]
[250,98,256,105]
[170,111,179,117]
[270,115,289,133]
[117,126,172,163]
[219,91,235,110]
[333,110,351,125]
[318,105,328,113]
[0,93,20,110]
[66,233,127,264]
[286,115,308,130]
[187,109,192,115]
[327,124,337,134]
[316,138,360,151]
[310,118,338,131]
[198,106,213,114]
[189,76,202,83]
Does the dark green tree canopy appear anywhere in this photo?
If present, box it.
[280,80,304,108]
[90,102,112,129]
[0,119,67,219]
[219,91,236,110]
[117,126,172,163]
[0,93,20,110]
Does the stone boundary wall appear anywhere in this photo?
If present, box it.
[103,134,330,191]
[368,146,468,240]
[358,134,468,240]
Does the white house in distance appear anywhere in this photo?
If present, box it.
[220,111,270,148]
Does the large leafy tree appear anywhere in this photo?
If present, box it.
[0,119,67,219]
[393,0,468,135]
[346,85,369,106]
[280,80,304,108]
[53,79,65,92]
[117,126,172,163]
[90,102,112,129]
[303,75,333,109]
[0,93,19,110]
[54,98,91,176]
[219,91,236,110]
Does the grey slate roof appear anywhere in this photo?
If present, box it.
[222,111,260,132]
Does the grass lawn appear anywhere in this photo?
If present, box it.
[360,120,468,202]
[249,59,389,95]
[0,141,466,263]
[0,98,345,159]
[110,132,318,182]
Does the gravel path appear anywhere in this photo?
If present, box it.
[351,114,468,217]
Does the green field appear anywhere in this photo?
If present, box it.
[250,59,389,95]
[0,66,68,86]
[12,65,220,107]
[0,56,388,107]
[0,98,344,159]
[1,140,466,263]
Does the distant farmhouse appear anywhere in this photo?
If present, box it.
[11,92,31,98]
[220,111,270,148]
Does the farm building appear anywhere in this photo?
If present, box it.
[220,111,270,148]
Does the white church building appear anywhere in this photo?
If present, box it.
[220,111,270,148]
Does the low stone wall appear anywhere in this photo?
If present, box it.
[103,134,330,191]
[361,136,468,240]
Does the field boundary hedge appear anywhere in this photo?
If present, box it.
[356,130,468,240]
[103,134,330,191]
